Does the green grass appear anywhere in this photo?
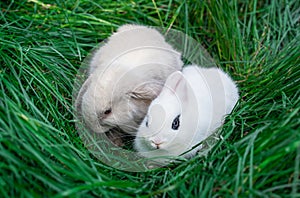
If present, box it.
[0,0,299,197]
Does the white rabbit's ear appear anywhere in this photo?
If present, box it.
[128,82,163,101]
[164,71,189,102]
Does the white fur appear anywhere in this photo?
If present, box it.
[135,65,239,160]
[75,24,183,135]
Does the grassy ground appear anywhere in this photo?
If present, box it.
[0,0,299,197]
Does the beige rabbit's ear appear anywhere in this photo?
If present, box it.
[128,82,163,101]
[117,24,143,32]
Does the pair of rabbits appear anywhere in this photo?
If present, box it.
[75,24,239,160]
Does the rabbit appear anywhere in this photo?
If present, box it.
[88,24,182,75]
[134,65,239,160]
[75,24,183,146]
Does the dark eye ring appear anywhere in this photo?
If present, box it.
[104,108,112,115]
[172,115,180,130]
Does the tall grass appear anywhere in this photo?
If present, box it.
[0,0,299,197]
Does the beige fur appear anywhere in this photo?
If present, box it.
[75,24,183,138]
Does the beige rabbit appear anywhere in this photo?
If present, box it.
[75,24,183,146]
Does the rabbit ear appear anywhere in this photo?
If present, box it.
[117,24,142,32]
[128,82,163,101]
[74,77,93,119]
[164,71,189,103]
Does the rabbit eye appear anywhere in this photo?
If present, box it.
[172,115,180,130]
[145,117,149,127]
[104,108,112,115]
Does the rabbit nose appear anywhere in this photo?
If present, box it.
[97,109,112,120]
[97,113,104,121]
[151,140,164,149]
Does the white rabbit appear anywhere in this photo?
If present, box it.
[75,24,183,145]
[134,65,239,160]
